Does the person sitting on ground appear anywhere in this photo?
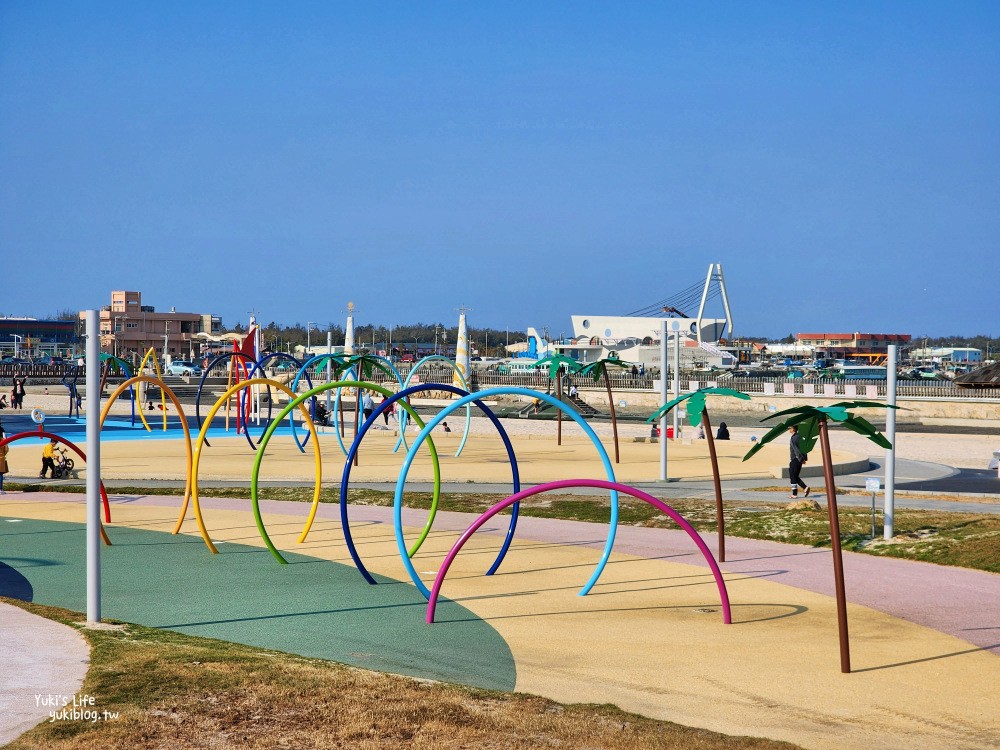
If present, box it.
[314,401,329,425]
[716,421,730,440]
[40,438,58,478]
[568,383,578,399]
[694,423,706,439]
[0,394,7,409]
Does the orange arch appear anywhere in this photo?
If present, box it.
[101,376,194,535]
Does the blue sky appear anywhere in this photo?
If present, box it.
[1,2,997,339]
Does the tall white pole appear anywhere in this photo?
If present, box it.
[659,319,668,480]
[673,325,681,438]
[85,310,101,624]
[884,344,898,539]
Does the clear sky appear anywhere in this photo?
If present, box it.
[1,2,997,339]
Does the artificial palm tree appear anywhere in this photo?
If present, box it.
[743,400,897,674]
[534,353,583,445]
[577,357,632,463]
[646,387,750,561]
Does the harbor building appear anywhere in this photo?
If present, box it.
[795,332,911,364]
[79,291,222,363]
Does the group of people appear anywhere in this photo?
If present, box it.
[312,392,400,428]
[693,421,731,440]
[2,377,26,410]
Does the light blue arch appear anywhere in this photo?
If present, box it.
[287,354,344,452]
[394,355,472,458]
[340,383,521,586]
[239,352,314,451]
[300,355,405,458]
[395,386,619,599]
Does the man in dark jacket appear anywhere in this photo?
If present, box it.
[788,425,811,499]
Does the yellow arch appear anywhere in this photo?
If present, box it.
[100,375,195,536]
[191,378,322,554]
[136,347,169,431]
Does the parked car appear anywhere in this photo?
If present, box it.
[165,360,203,376]
[0,357,31,365]
[34,355,66,366]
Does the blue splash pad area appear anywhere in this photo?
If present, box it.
[0,517,517,691]
[3,414,309,444]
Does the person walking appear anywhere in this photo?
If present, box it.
[0,429,9,494]
[362,391,375,423]
[788,425,810,498]
[40,438,57,479]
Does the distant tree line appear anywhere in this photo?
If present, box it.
[222,321,527,358]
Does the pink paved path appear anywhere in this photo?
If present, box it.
[67,492,1000,655]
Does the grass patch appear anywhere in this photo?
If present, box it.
[4,599,798,750]
[10,483,999,573]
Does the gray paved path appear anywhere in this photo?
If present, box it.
[0,601,90,746]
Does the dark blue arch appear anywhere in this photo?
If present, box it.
[340,383,521,585]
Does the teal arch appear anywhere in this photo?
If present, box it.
[395,387,619,599]
[395,355,472,458]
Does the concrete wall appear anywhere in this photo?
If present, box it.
[577,388,1000,424]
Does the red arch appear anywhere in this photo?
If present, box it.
[0,430,112,525]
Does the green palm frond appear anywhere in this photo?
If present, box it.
[743,402,894,462]
[647,386,751,425]
[832,400,900,411]
[645,392,694,423]
[578,358,631,382]
[797,416,821,455]
[534,353,583,379]
[334,355,391,380]
[743,411,818,460]
[841,415,892,448]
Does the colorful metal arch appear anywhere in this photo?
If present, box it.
[189,378,323,555]
[249,380,441,566]
[297,355,404,458]
[338,383,519,585]
[284,353,343,451]
[136,347,168,431]
[0,431,112,546]
[100,376,195,536]
[395,355,472,458]
[395,387,619,599]
[60,363,82,419]
[236,352,312,452]
[98,356,138,426]
[194,351,257,449]
[426,478,732,625]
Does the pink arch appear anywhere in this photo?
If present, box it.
[427,478,731,624]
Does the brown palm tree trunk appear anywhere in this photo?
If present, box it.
[819,417,850,673]
[556,370,563,446]
[604,370,619,463]
[701,409,725,562]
